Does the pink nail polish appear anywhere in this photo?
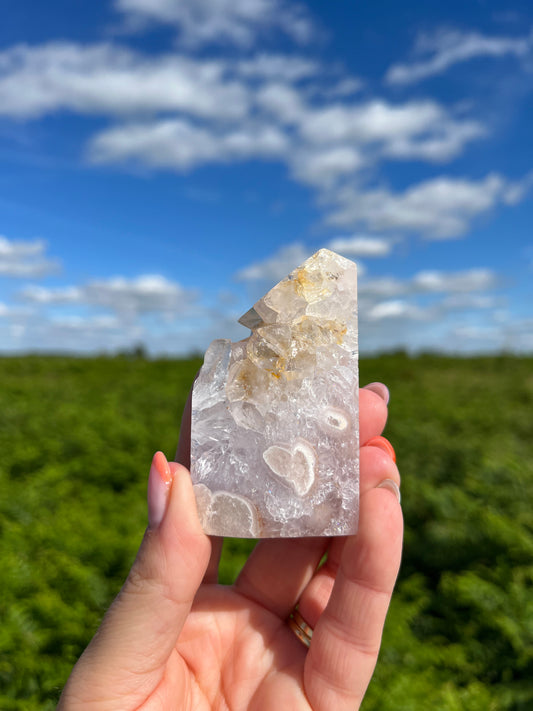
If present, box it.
[147,452,173,529]
[363,382,390,404]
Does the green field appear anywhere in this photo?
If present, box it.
[1,354,532,710]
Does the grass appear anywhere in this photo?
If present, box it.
[1,353,532,709]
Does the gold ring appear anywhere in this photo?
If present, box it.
[288,609,313,648]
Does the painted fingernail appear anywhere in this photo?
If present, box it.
[147,451,173,529]
[366,435,396,463]
[363,382,390,404]
[377,479,401,504]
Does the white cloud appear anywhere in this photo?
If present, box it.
[359,277,404,299]
[256,82,306,123]
[89,118,288,169]
[9,313,144,354]
[367,299,426,321]
[440,293,498,310]
[501,171,533,205]
[0,43,249,120]
[0,41,493,203]
[236,53,318,80]
[0,235,60,277]
[260,95,486,189]
[19,284,81,303]
[298,99,485,163]
[357,269,500,324]
[323,77,364,98]
[20,274,198,317]
[0,31,527,250]
[327,235,394,257]
[301,99,444,143]
[85,274,197,316]
[412,268,499,293]
[356,265,505,351]
[328,173,514,238]
[383,119,486,162]
[386,27,533,85]
[115,0,315,48]
[236,243,501,310]
[48,314,120,330]
[235,243,312,283]
[290,146,364,188]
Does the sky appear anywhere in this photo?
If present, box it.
[0,0,532,356]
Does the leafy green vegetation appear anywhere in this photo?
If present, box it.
[1,354,532,709]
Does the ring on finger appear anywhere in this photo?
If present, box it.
[288,609,313,648]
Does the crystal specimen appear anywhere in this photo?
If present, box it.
[190,248,359,537]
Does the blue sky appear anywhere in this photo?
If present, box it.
[0,0,532,355]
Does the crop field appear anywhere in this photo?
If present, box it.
[1,353,532,710]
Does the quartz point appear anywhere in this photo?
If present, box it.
[190,248,359,537]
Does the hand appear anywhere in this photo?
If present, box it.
[58,382,403,711]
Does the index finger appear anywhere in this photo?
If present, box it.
[176,385,223,584]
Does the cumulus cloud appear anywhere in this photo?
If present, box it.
[256,82,307,123]
[386,27,533,85]
[8,313,144,354]
[89,118,289,169]
[114,0,315,48]
[20,274,198,317]
[298,99,486,163]
[358,267,499,301]
[235,240,368,286]
[0,303,7,317]
[234,243,500,307]
[235,243,312,283]
[84,274,198,316]
[289,146,364,189]
[0,5,529,357]
[440,293,499,310]
[235,53,318,80]
[19,285,81,303]
[0,43,249,120]
[0,20,528,257]
[0,235,60,277]
[357,266,504,353]
[327,173,515,238]
[257,93,487,188]
[0,42,490,186]
[327,235,394,257]
[501,170,533,205]
[412,268,499,293]
[322,77,364,98]
[367,299,426,321]
[383,119,486,162]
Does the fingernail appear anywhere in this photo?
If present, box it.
[363,382,390,404]
[377,479,401,504]
[147,451,173,529]
[366,435,396,463]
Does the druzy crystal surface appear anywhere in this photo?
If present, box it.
[191,249,359,537]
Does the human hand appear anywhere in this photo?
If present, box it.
[58,382,403,711]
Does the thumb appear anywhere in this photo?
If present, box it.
[74,453,211,693]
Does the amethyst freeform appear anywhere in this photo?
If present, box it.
[191,249,359,537]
